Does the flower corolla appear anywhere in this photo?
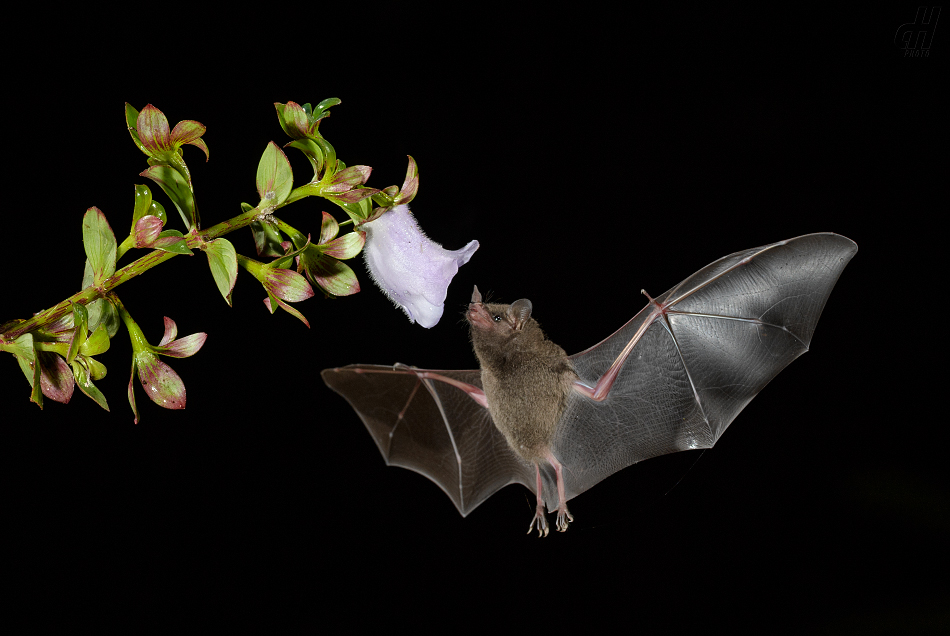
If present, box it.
[361,204,478,329]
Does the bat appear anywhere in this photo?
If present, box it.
[322,233,857,535]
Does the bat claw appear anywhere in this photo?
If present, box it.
[527,510,550,538]
[555,507,574,533]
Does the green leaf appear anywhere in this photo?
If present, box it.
[275,101,308,139]
[132,184,154,232]
[82,207,117,284]
[0,332,35,361]
[29,349,43,408]
[129,186,168,237]
[84,355,108,381]
[153,229,193,255]
[78,263,120,339]
[250,219,287,258]
[332,196,373,222]
[312,137,337,175]
[80,323,111,356]
[205,238,238,306]
[128,360,140,424]
[287,138,324,178]
[256,142,294,207]
[150,199,167,225]
[140,164,197,230]
[125,103,147,155]
[88,297,120,339]
[14,339,34,379]
[263,290,279,314]
[72,359,109,411]
[66,302,89,364]
[125,103,139,130]
[10,334,46,408]
[373,186,398,207]
[267,235,310,270]
[314,97,342,117]
[277,219,309,248]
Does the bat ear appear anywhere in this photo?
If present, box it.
[508,299,532,330]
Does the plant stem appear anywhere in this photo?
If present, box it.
[1,205,264,343]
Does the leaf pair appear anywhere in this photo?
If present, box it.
[2,302,111,410]
[126,185,192,256]
[126,103,208,231]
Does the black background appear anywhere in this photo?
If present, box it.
[2,6,945,633]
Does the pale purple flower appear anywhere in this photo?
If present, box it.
[361,204,478,329]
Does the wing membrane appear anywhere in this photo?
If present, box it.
[322,365,534,516]
[557,233,857,502]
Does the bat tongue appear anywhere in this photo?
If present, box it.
[471,285,482,304]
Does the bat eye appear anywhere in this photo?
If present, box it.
[492,315,502,322]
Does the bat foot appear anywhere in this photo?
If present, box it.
[555,506,573,533]
[527,507,550,538]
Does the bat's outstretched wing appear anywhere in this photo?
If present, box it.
[321,365,534,516]
[554,233,857,503]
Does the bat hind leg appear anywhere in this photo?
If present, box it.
[527,455,574,537]
[547,453,573,533]
[528,465,550,537]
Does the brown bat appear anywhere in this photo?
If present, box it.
[322,233,857,535]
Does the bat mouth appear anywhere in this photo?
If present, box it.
[466,302,493,329]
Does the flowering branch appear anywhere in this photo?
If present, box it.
[0,99,479,421]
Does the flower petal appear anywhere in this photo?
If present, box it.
[329,165,372,187]
[186,137,210,162]
[158,332,207,358]
[136,104,171,152]
[39,352,75,404]
[361,204,478,328]
[318,211,339,246]
[160,317,178,346]
[320,231,365,260]
[264,296,311,328]
[264,267,314,303]
[170,119,206,145]
[298,252,361,297]
[134,215,164,248]
[136,353,186,410]
[128,360,140,424]
[275,101,309,140]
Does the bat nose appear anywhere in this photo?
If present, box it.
[471,285,482,304]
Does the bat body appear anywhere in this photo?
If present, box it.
[322,233,857,535]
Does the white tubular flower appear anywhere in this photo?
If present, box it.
[361,204,479,328]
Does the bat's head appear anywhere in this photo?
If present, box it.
[467,285,535,344]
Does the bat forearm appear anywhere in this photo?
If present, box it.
[387,365,489,408]
[573,290,664,402]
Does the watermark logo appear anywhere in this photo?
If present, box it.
[895,6,941,56]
